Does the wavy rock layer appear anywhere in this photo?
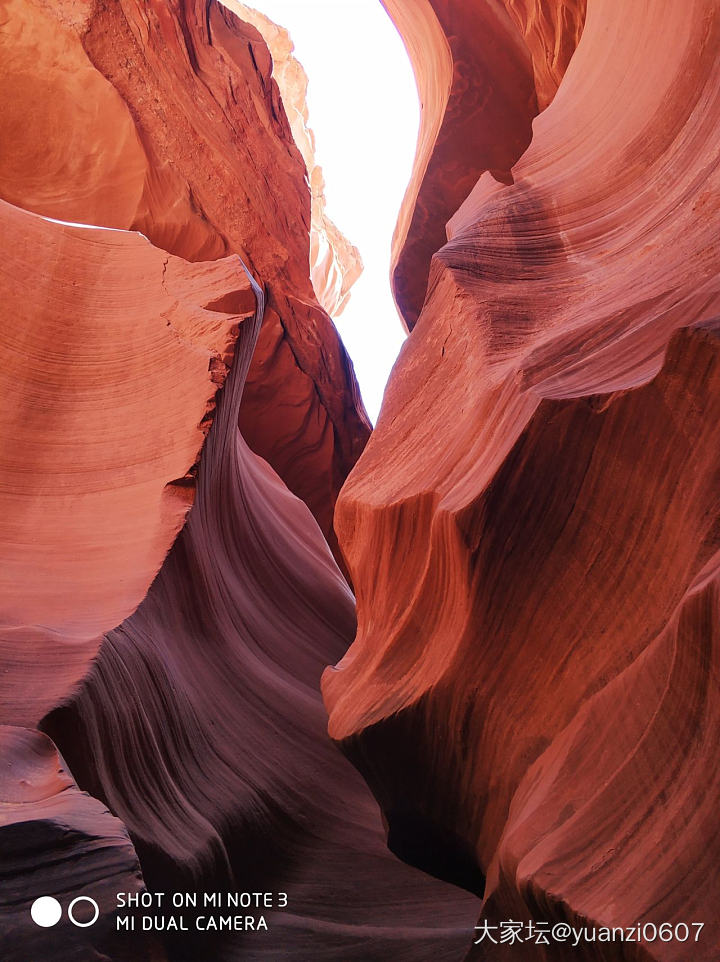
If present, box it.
[0,3,480,957]
[44,281,480,960]
[0,0,369,554]
[0,726,162,962]
[382,0,586,329]
[0,199,254,727]
[325,0,720,958]
[4,0,717,959]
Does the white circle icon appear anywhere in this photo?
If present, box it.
[30,896,62,928]
[68,896,99,927]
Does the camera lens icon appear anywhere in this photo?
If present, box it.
[30,895,99,928]
[68,896,100,927]
[30,897,62,928]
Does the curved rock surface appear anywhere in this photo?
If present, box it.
[3,0,718,959]
[382,0,585,329]
[0,3,478,957]
[325,0,720,958]
[0,0,370,554]
[0,198,255,727]
[0,726,163,961]
[44,278,480,960]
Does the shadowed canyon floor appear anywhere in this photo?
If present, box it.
[1,0,719,960]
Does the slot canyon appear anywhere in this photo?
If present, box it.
[0,1,718,960]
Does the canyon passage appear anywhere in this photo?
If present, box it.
[1,1,719,961]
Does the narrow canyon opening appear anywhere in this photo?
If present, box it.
[4,1,719,959]
[238,0,420,421]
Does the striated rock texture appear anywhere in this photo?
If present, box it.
[229,2,364,318]
[44,278,480,960]
[0,726,163,961]
[0,0,370,554]
[382,0,586,329]
[0,198,255,727]
[1,2,483,960]
[3,0,718,959]
[325,0,720,960]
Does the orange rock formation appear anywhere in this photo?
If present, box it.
[0,0,370,556]
[1,0,718,959]
[325,0,720,958]
[382,0,586,329]
[0,198,255,727]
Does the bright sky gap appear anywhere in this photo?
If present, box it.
[249,0,419,422]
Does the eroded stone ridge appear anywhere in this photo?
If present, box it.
[0,0,370,557]
[0,198,255,726]
[325,1,720,958]
[0,726,163,961]
[1,0,717,959]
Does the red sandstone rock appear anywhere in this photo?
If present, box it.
[324,0,720,958]
[0,726,164,961]
[382,0,585,329]
[0,1,482,958]
[0,198,255,727]
[3,0,718,958]
[44,281,480,960]
[0,0,369,554]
